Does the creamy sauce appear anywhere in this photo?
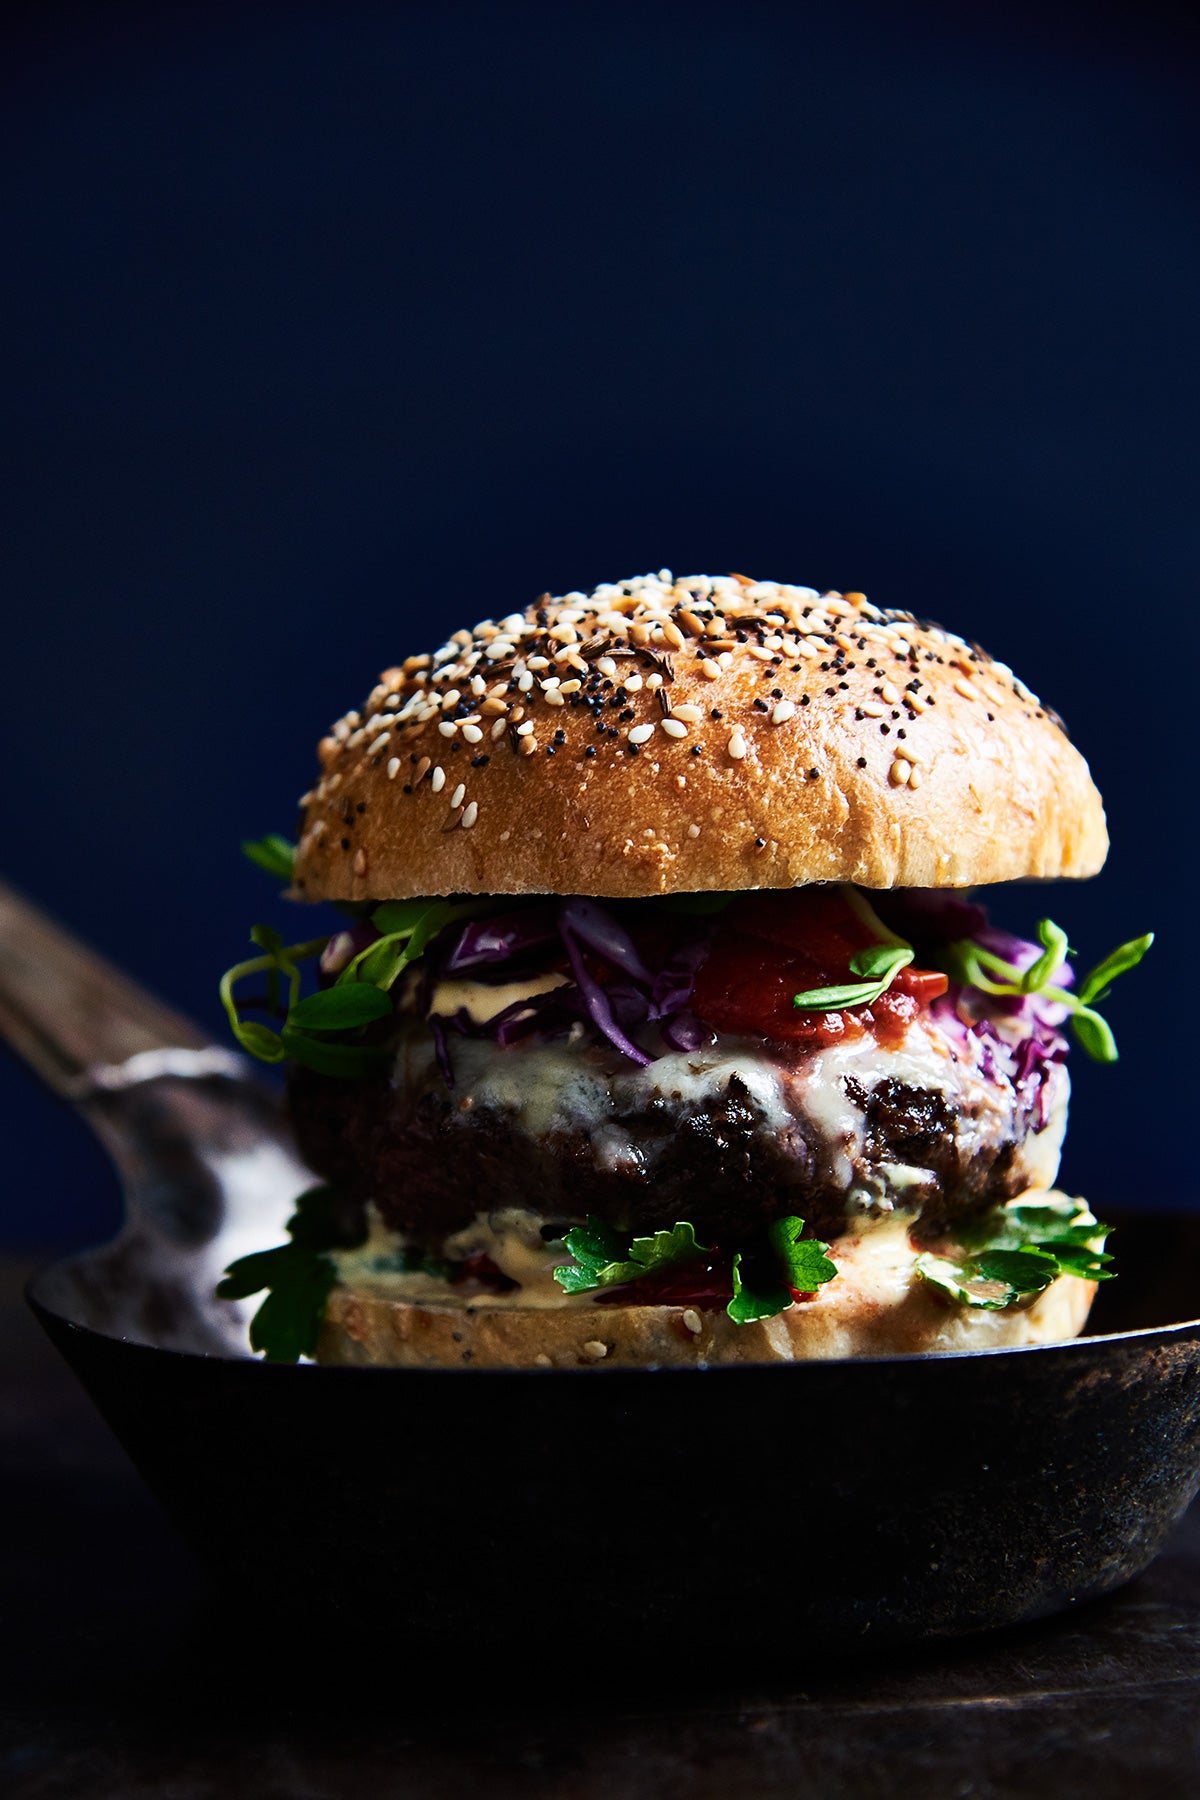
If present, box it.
[330,1191,1097,1343]
[427,972,569,1025]
[333,1206,587,1310]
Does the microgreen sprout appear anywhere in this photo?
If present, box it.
[942,921,1154,1063]
[793,889,916,1012]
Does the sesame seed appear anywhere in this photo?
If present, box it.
[413,756,432,782]
[908,764,924,788]
[352,847,368,875]
[682,1308,703,1335]
[438,720,458,738]
[671,704,704,723]
[386,757,401,779]
[954,678,980,701]
[661,718,688,738]
[597,657,618,677]
[889,759,910,786]
[430,766,446,793]
[461,723,483,744]
[893,744,920,764]
[490,717,507,740]
[645,673,664,690]
[727,730,747,760]
[581,1339,609,1361]
[701,658,721,680]
[771,700,797,724]
[880,681,900,704]
[519,736,537,756]
[517,671,534,691]
[516,720,535,736]
[450,782,466,808]
[460,801,478,828]
[687,823,701,838]
[628,722,655,744]
[662,620,686,650]
[544,689,565,707]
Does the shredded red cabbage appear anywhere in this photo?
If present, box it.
[417,891,1074,1122]
[442,906,559,974]
[558,919,654,1066]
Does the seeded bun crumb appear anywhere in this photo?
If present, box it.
[292,572,1107,901]
[317,1270,1096,1368]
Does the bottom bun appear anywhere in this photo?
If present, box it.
[316,1205,1098,1368]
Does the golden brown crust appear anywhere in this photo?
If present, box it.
[292,573,1108,902]
[317,1270,1096,1367]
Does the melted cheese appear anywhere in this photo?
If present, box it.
[397,1010,1069,1215]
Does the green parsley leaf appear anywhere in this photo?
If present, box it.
[216,1185,351,1362]
[912,1254,1017,1311]
[727,1217,839,1322]
[727,1251,795,1324]
[627,1220,712,1270]
[242,835,296,882]
[973,1247,1061,1294]
[553,1217,711,1295]
[916,1194,1114,1311]
[552,1214,838,1323]
[768,1215,839,1291]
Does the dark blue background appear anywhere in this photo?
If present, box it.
[3,1,1195,1249]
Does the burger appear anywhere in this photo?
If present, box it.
[217,571,1150,1366]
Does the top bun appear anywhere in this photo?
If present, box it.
[293,572,1107,901]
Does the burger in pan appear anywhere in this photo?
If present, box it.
[218,572,1150,1366]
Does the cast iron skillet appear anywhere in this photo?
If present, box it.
[6,878,1200,1667]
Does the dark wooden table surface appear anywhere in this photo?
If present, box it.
[5,1258,1200,1800]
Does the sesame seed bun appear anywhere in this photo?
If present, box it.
[316,1266,1097,1368]
[293,573,1107,901]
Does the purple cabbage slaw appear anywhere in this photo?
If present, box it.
[880,891,1070,1131]
[430,898,718,1071]
[331,889,1072,1126]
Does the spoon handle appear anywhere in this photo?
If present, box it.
[0,878,214,1097]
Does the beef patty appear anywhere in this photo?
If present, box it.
[288,1013,1067,1250]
